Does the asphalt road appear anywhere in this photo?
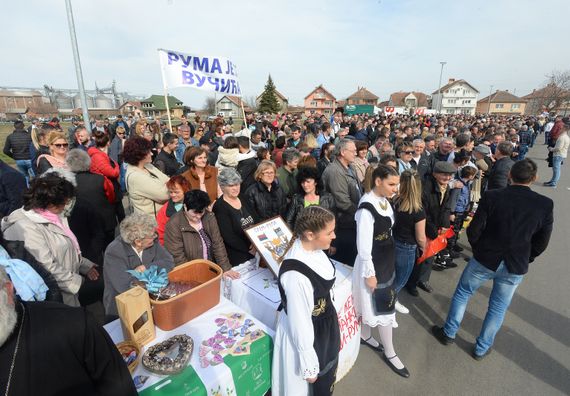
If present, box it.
[335,144,570,396]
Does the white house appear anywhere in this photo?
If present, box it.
[431,78,479,115]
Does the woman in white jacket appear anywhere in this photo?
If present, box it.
[123,136,169,216]
[1,172,98,306]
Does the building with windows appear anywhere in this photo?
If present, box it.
[255,89,288,112]
[388,91,430,112]
[140,95,189,118]
[431,78,479,115]
[346,87,379,106]
[216,96,252,117]
[304,85,336,117]
[476,90,527,115]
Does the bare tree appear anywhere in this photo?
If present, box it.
[203,96,216,114]
[528,70,570,114]
[243,95,258,112]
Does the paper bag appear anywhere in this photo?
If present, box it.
[115,286,155,346]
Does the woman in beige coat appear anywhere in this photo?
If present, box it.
[1,172,98,306]
[164,190,240,279]
[124,136,169,216]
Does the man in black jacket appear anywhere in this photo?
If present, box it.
[0,159,26,217]
[407,161,454,296]
[0,267,137,396]
[3,120,33,183]
[486,141,514,190]
[153,133,180,176]
[432,159,553,360]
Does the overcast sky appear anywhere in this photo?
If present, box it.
[2,0,569,109]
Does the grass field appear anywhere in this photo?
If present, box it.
[0,122,73,165]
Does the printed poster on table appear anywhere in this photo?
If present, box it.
[244,216,292,277]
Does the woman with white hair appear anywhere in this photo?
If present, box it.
[212,168,256,266]
[102,213,174,316]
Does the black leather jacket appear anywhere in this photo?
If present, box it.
[285,192,336,229]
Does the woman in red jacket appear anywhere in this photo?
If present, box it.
[88,130,125,226]
[156,175,190,245]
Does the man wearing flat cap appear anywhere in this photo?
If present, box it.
[406,161,455,296]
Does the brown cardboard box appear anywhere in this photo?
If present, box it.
[115,286,155,346]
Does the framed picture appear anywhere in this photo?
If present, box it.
[244,216,293,277]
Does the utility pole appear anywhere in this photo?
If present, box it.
[65,0,91,132]
[436,61,447,113]
[487,85,494,115]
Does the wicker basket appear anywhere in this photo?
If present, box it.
[150,259,222,331]
[116,340,141,374]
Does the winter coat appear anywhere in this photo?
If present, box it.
[182,165,220,203]
[87,147,120,203]
[0,160,26,217]
[103,236,174,316]
[125,164,169,216]
[216,147,239,170]
[487,157,514,190]
[422,176,452,239]
[3,128,32,160]
[242,181,287,223]
[153,149,181,177]
[284,192,336,229]
[321,159,362,228]
[163,210,231,271]
[1,208,95,306]
[156,199,182,245]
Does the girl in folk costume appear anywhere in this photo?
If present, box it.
[272,206,340,396]
[353,165,410,378]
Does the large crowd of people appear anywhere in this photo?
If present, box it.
[0,109,564,394]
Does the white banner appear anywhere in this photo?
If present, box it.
[158,48,242,96]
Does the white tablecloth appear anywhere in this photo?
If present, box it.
[223,260,360,381]
[105,297,273,396]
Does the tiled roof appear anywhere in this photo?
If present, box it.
[304,84,336,100]
[140,95,185,110]
[347,87,379,100]
[432,79,479,95]
[389,91,429,107]
[478,90,526,104]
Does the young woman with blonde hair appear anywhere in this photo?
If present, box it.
[273,206,340,395]
[392,169,427,314]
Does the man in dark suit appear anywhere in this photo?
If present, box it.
[432,159,553,360]
[486,141,514,190]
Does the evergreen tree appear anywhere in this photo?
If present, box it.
[258,75,281,114]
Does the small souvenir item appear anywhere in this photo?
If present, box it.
[142,334,194,375]
[126,265,169,294]
[133,375,149,389]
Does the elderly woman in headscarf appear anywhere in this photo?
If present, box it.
[1,172,98,306]
[103,213,174,317]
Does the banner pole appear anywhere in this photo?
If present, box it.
[157,50,173,132]
[241,99,248,129]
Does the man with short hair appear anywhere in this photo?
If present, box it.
[487,142,514,190]
[71,126,93,151]
[286,126,303,148]
[0,266,137,395]
[432,159,553,360]
[153,133,180,176]
[322,139,362,265]
[250,130,267,151]
[277,148,300,201]
[3,120,33,183]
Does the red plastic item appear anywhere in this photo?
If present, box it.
[416,227,455,264]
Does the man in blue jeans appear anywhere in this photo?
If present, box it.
[432,159,553,360]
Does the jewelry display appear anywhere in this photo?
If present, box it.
[142,334,193,375]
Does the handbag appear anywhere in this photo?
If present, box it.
[372,285,396,314]
[416,227,455,264]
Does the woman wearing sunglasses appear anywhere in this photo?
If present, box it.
[36,131,70,174]
[396,143,414,174]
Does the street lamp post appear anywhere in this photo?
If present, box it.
[487,85,494,115]
[436,61,447,114]
[65,0,91,132]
